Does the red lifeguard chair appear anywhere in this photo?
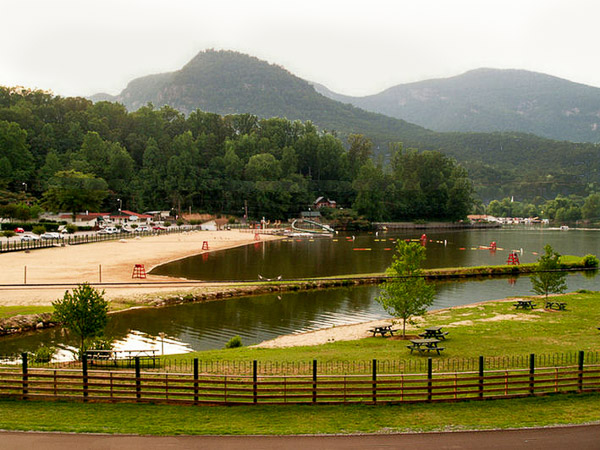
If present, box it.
[202,241,209,250]
[507,252,520,265]
[132,264,147,279]
[254,233,261,241]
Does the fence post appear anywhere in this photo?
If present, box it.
[578,350,585,392]
[372,358,377,404]
[193,358,199,404]
[21,352,28,399]
[24,266,26,284]
[313,359,317,404]
[82,353,88,401]
[427,357,433,401]
[135,356,141,400]
[253,360,258,404]
[479,355,484,398]
[529,353,535,395]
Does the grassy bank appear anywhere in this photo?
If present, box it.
[0,393,598,435]
[164,290,600,365]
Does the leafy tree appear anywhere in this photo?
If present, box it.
[530,244,567,301]
[377,241,435,337]
[42,170,108,219]
[52,283,109,358]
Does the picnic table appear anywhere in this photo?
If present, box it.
[545,300,567,310]
[368,325,396,337]
[419,326,449,340]
[85,349,157,367]
[513,299,537,310]
[407,338,444,355]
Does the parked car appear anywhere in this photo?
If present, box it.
[14,227,24,233]
[20,234,41,242]
[135,225,151,233]
[98,227,119,235]
[41,232,63,240]
[152,225,167,231]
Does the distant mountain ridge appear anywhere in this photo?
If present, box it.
[89,50,600,200]
[313,68,600,143]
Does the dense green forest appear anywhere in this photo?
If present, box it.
[90,50,600,201]
[0,86,473,221]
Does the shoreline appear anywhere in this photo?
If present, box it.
[253,295,525,349]
[0,230,282,307]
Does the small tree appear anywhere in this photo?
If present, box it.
[52,283,109,358]
[1,230,16,241]
[530,244,568,300]
[376,241,435,337]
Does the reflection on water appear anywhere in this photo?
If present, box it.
[150,228,600,280]
[3,228,600,359]
[2,271,598,359]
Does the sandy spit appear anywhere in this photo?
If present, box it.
[0,230,281,306]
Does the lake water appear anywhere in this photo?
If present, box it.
[2,227,599,358]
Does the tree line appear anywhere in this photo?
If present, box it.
[0,86,474,221]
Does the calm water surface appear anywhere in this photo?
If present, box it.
[2,227,599,358]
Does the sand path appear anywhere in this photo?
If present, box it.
[0,230,280,306]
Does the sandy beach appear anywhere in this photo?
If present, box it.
[0,230,281,306]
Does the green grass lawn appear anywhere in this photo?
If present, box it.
[164,290,600,365]
[0,305,53,319]
[0,393,598,435]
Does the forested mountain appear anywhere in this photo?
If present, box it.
[0,87,473,222]
[90,50,431,146]
[88,51,600,200]
[313,68,600,143]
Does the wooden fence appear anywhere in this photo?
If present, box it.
[0,226,201,254]
[0,353,599,406]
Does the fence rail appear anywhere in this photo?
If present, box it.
[0,352,598,406]
[2,350,599,375]
[0,226,202,254]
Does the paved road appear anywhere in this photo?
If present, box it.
[2,424,599,449]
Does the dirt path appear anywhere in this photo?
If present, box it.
[2,424,599,449]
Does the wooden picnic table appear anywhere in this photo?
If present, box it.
[419,326,449,340]
[368,325,396,337]
[545,300,567,310]
[514,299,537,310]
[407,338,444,355]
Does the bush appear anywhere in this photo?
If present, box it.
[32,345,56,363]
[32,225,46,235]
[176,219,184,226]
[164,221,171,227]
[65,224,78,234]
[225,335,242,349]
[583,254,599,268]
[228,217,237,224]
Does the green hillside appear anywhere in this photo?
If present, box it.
[314,68,600,144]
[89,50,600,200]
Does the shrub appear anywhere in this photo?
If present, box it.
[32,225,46,235]
[176,219,184,226]
[583,254,599,268]
[225,335,242,349]
[32,345,56,363]
[130,224,138,229]
[65,224,78,234]
[164,221,171,227]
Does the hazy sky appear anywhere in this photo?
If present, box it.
[2,0,600,98]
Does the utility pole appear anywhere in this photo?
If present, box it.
[244,200,248,222]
